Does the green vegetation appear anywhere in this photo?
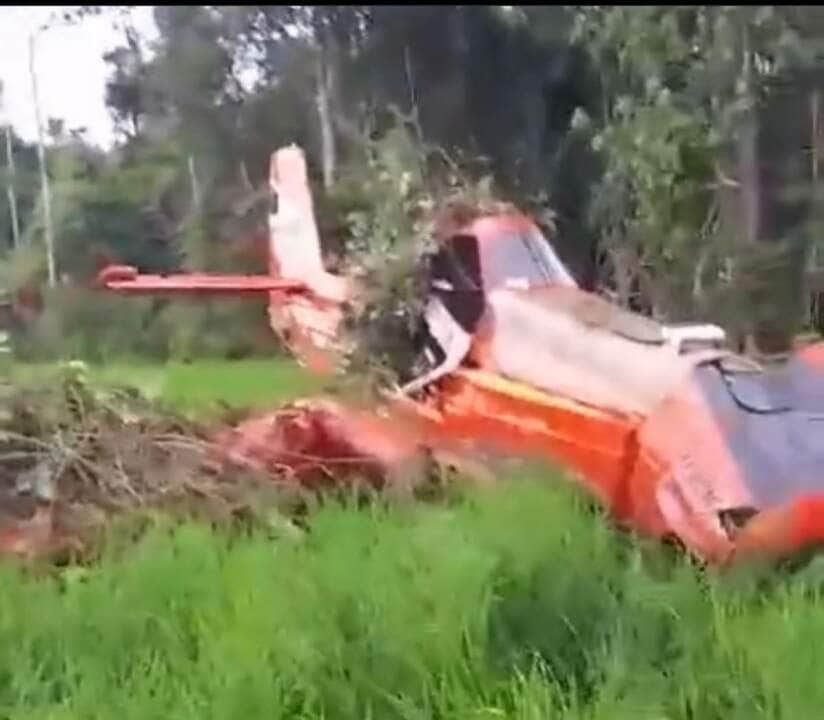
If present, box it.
[4,6,824,363]
[0,358,820,717]
[145,358,326,414]
[0,472,819,718]
[3,5,824,714]
[7,358,325,416]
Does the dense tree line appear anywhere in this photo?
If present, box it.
[3,6,824,359]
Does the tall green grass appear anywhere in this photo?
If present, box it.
[5,359,824,717]
[0,473,820,719]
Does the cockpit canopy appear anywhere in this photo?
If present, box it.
[430,214,576,297]
[424,214,576,339]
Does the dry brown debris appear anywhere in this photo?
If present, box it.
[0,364,298,562]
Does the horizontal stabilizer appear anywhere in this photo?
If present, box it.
[97,265,308,297]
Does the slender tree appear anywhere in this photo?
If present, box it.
[28,30,56,287]
[0,82,21,249]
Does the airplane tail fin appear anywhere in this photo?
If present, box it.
[266,146,354,372]
[267,146,351,302]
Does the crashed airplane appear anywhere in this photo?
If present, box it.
[98,145,824,566]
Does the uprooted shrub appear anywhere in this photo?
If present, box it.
[322,116,507,395]
[0,362,484,563]
[0,362,305,561]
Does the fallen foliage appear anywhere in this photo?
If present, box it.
[0,362,480,564]
[0,362,305,562]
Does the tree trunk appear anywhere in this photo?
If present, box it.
[809,89,821,332]
[812,89,820,186]
[596,245,634,309]
[738,27,760,246]
[239,160,253,194]
[736,20,775,354]
[315,42,337,192]
[187,154,201,211]
[611,246,634,310]
[692,245,711,310]
[29,33,55,287]
[3,125,20,249]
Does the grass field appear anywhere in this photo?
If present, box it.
[3,359,824,718]
[1,476,823,718]
[8,357,326,415]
